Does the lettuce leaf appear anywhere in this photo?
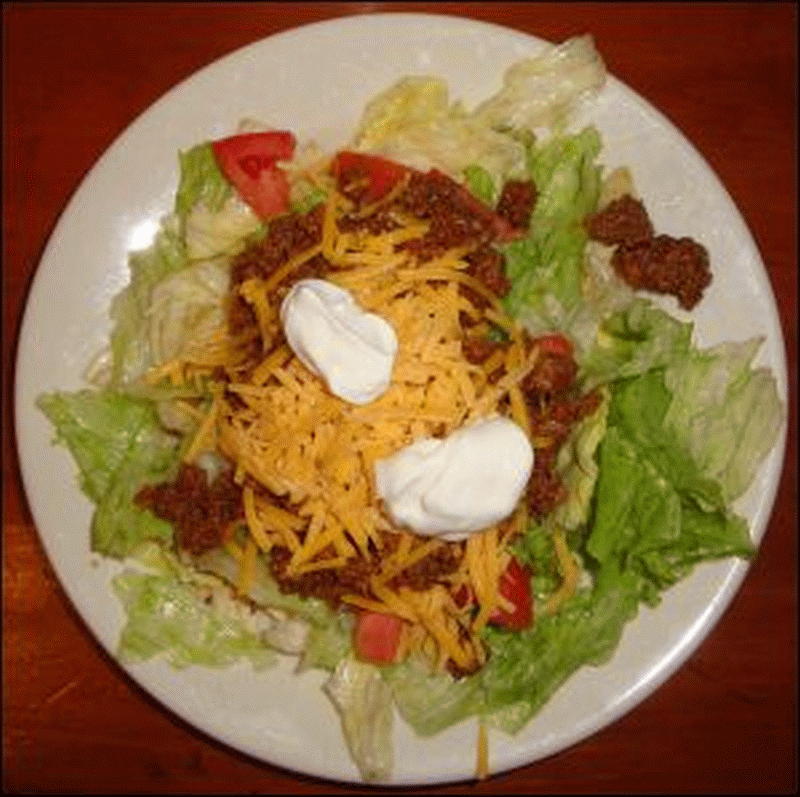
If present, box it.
[586,367,756,608]
[501,126,601,328]
[463,163,497,205]
[662,336,784,503]
[108,217,188,386]
[323,657,394,781]
[473,35,607,131]
[112,567,275,671]
[552,385,611,530]
[37,390,178,558]
[384,655,486,737]
[175,142,232,225]
[351,76,527,186]
[385,323,777,739]
[579,299,694,388]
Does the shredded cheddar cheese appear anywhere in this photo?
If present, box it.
[154,189,543,673]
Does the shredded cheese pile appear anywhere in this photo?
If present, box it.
[151,188,542,673]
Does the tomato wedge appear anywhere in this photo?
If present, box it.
[211,131,296,219]
[331,150,411,204]
[488,556,534,630]
[533,332,574,359]
[353,611,405,665]
[454,556,534,631]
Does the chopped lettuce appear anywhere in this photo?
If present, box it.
[183,199,262,262]
[463,163,497,205]
[108,218,188,386]
[380,320,778,739]
[175,142,233,226]
[34,38,786,783]
[106,141,260,388]
[177,144,262,263]
[192,547,336,628]
[552,386,611,530]
[300,613,354,673]
[384,655,486,737]
[501,126,602,329]
[324,657,395,782]
[113,566,275,671]
[662,336,784,503]
[145,259,230,366]
[473,35,607,132]
[37,390,177,558]
[478,572,641,734]
[578,299,694,388]
[353,78,527,187]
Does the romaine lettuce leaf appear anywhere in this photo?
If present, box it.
[384,326,774,739]
[587,367,756,603]
[479,570,640,734]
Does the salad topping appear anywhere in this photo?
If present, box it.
[280,277,398,404]
[374,415,534,540]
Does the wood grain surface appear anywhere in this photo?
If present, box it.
[3,3,797,794]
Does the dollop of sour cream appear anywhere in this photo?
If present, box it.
[280,278,398,405]
[374,416,534,541]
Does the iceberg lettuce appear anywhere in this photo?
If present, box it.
[501,126,602,329]
[37,389,178,558]
[472,34,607,131]
[662,336,784,503]
[113,563,275,671]
[324,657,395,782]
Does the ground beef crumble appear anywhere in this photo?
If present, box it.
[584,193,712,310]
[135,464,244,556]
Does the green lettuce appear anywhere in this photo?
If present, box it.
[37,390,178,558]
[578,298,694,388]
[501,126,602,328]
[383,313,779,740]
[324,657,395,782]
[113,567,274,671]
[107,143,261,387]
[463,163,497,205]
[384,655,485,737]
[552,386,611,530]
[662,336,784,503]
[174,142,232,225]
[108,218,188,386]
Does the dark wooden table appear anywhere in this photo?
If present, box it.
[3,3,797,794]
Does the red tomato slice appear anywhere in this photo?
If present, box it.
[332,151,411,204]
[353,611,405,665]
[533,333,574,359]
[455,556,534,631]
[211,131,296,219]
[488,556,534,630]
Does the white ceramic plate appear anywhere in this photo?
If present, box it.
[15,13,788,786]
